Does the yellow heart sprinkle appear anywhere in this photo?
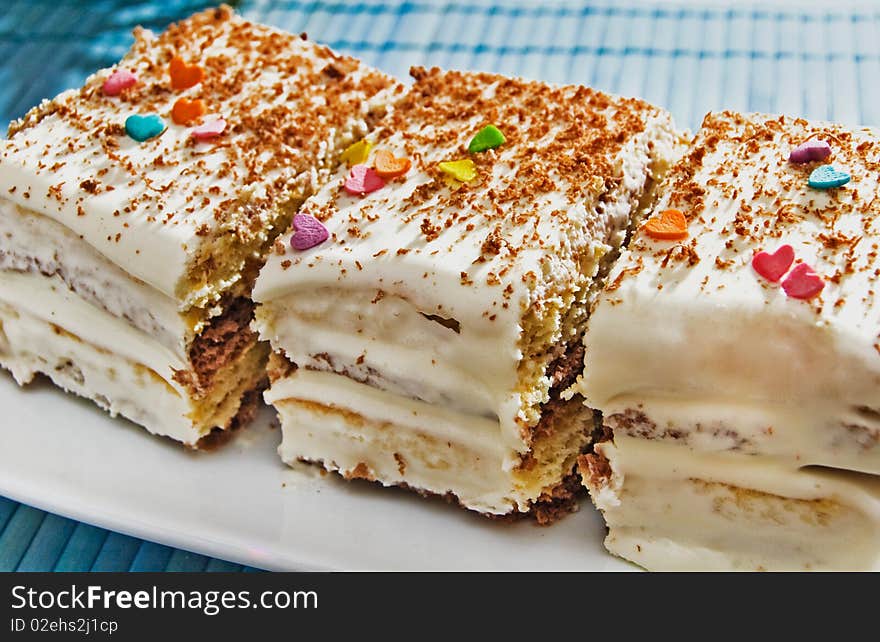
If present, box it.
[438,159,476,183]
[442,175,464,190]
[341,139,372,166]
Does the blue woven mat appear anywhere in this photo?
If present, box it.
[1,0,877,571]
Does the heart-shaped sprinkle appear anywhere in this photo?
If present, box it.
[172,97,206,125]
[344,164,385,196]
[468,124,506,153]
[340,139,372,166]
[438,159,476,183]
[808,164,850,189]
[125,114,166,142]
[373,149,411,179]
[789,139,831,164]
[782,262,825,300]
[290,213,329,251]
[169,55,204,91]
[102,69,137,96]
[191,118,226,141]
[643,208,688,241]
[752,244,795,282]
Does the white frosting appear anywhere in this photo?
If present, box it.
[0,8,396,442]
[0,9,395,304]
[579,111,880,569]
[256,70,686,513]
[255,71,683,478]
[580,112,880,471]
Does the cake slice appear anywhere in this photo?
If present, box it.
[0,6,397,446]
[578,111,880,570]
[254,67,683,519]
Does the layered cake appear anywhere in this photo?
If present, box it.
[577,111,880,569]
[0,7,397,445]
[254,67,683,519]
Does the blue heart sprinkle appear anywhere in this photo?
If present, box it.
[125,114,166,142]
[808,164,850,190]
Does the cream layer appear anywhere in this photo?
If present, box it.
[578,277,880,475]
[258,287,517,433]
[0,270,185,381]
[600,395,880,477]
[0,199,188,355]
[589,435,880,571]
[267,368,547,514]
[0,273,204,443]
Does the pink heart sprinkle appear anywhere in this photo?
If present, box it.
[290,213,329,251]
[752,244,795,282]
[191,119,226,141]
[102,69,138,96]
[788,140,831,164]
[781,262,825,300]
[344,164,385,196]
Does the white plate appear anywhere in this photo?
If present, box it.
[0,373,631,571]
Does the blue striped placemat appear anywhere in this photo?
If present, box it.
[1,0,877,571]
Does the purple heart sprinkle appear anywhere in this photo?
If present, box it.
[788,139,831,164]
[290,213,329,251]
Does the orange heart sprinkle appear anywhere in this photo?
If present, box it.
[643,208,688,240]
[171,97,206,125]
[169,55,204,91]
[373,149,411,179]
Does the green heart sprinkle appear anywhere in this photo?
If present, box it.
[468,124,506,153]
